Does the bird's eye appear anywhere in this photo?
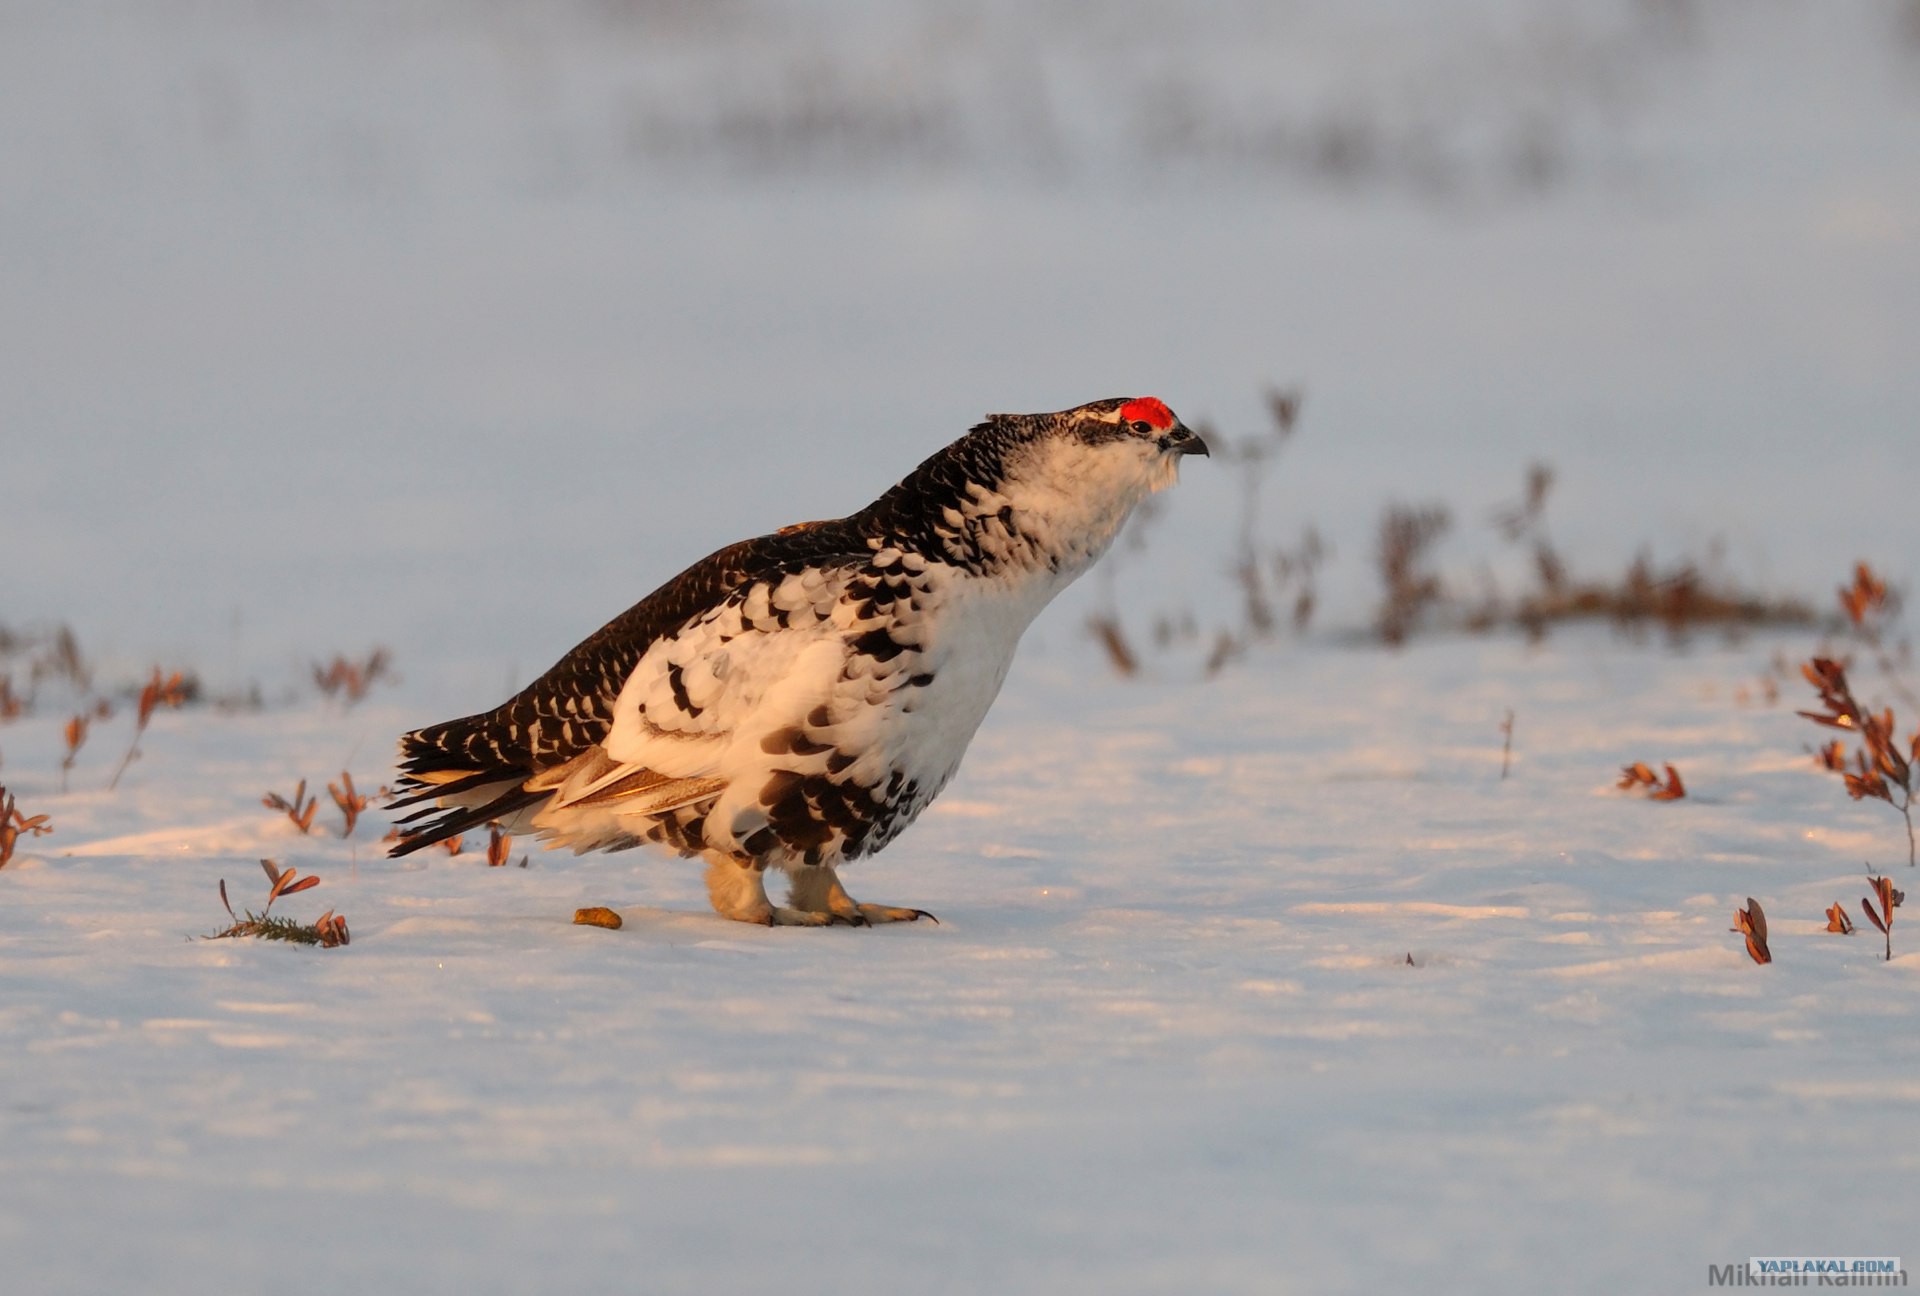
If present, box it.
[1130,420,1152,435]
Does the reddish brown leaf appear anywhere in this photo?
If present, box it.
[1844,771,1891,803]
[1871,876,1898,926]
[1619,761,1684,799]
[1840,563,1889,627]
[1825,903,1855,934]
[1862,899,1888,935]
[314,910,350,948]
[1733,898,1771,964]
[328,771,368,838]
[1618,762,1656,789]
[263,781,320,834]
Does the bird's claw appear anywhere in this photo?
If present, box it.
[857,904,936,925]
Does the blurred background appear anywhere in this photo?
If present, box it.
[4,0,1917,709]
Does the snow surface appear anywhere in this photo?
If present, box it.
[4,1,1920,1292]
[6,640,1920,1294]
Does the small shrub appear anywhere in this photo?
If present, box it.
[1618,762,1686,800]
[108,669,191,790]
[1375,502,1452,646]
[0,786,52,868]
[1086,614,1138,676]
[60,714,88,792]
[486,822,527,868]
[328,771,369,838]
[1860,875,1903,963]
[1797,656,1917,866]
[204,859,349,947]
[313,650,393,706]
[1731,897,1771,965]
[262,780,320,835]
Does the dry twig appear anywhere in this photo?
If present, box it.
[108,669,190,790]
[1086,614,1138,677]
[61,714,89,792]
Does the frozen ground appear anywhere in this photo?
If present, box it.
[3,1,1920,1292]
[4,635,1919,1294]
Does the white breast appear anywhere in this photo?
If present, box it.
[867,560,1073,799]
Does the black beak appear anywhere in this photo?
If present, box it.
[1168,423,1209,457]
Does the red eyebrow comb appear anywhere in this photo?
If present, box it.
[1118,397,1174,430]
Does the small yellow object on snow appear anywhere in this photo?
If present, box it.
[572,907,623,930]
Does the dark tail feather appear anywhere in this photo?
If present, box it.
[393,708,525,783]
[387,707,535,844]
[388,768,528,812]
[386,785,547,858]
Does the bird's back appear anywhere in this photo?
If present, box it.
[390,519,873,837]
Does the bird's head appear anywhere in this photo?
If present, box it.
[955,396,1207,576]
[868,396,1208,580]
[1059,396,1209,491]
[1016,396,1209,506]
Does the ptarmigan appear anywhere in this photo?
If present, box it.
[388,397,1207,925]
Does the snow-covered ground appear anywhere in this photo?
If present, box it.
[5,638,1918,1293]
[4,1,1920,1292]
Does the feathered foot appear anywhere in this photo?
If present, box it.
[704,858,934,927]
[703,857,832,925]
[787,866,937,926]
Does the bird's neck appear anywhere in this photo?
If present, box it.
[854,424,1156,582]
